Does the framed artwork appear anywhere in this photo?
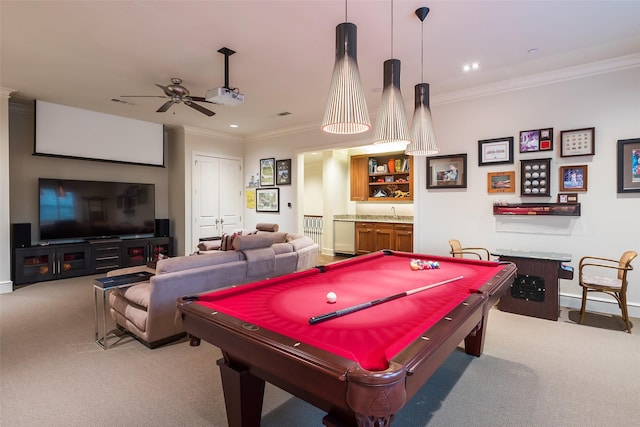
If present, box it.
[487,171,516,193]
[478,137,514,166]
[521,158,551,196]
[557,193,578,204]
[560,127,595,157]
[256,187,280,212]
[427,154,467,189]
[276,159,291,185]
[617,138,640,193]
[259,158,275,186]
[519,128,553,153]
[559,165,588,192]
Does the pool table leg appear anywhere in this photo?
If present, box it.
[217,358,265,427]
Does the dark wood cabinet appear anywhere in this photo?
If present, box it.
[13,237,172,285]
[355,222,413,255]
[14,244,92,285]
[89,239,122,273]
[121,237,171,267]
[350,152,413,202]
[394,224,414,252]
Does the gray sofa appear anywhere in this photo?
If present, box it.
[108,230,318,348]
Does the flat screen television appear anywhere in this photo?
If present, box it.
[39,178,155,242]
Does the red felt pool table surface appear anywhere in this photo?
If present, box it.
[191,251,505,371]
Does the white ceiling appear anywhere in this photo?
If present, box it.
[3,0,640,141]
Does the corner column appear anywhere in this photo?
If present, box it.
[0,88,16,294]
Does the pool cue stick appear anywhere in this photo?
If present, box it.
[309,275,464,325]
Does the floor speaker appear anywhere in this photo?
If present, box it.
[155,219,170,237]
[12,223,31,248]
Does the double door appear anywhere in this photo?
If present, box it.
[192,155,243,249]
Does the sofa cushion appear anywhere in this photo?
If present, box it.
[233,233,275,251]
[289,235,316,251]
[120,281,152,308]
[256,223,279,232]
[109,294,147,332]
[272,242,293,255]
[244,247,276,278]
[156,250,242,274]
[197,240,221,251]
[271,231,288,243]
[220,231,242,251]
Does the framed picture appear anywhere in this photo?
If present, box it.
[276,159,291,185]
[521,158,551,196]
[559,165,588,192]
[256,187,280,212]
[557,193,578,204]
[560,127,595,157]
[427,154,467,189]
[478,137,514,166]
[259,158,275,186]
[520,128,553,153]
[487,171,515,193]
[617,138,640,193]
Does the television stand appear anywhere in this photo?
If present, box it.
[12,237,172,286]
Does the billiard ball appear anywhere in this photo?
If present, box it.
[326,292,337,303]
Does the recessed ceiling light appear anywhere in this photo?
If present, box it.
[463,62,479,72]
[229,124,239,128]
[528,48,539,54]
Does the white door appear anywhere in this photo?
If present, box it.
[193,155,242,245]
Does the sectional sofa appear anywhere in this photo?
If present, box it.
[108,226,318,348]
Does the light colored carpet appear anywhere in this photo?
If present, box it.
[1,275,638,426]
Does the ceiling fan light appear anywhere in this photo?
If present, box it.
[406,83,439,156]
[373,59,411,145]
[322,22,371,135]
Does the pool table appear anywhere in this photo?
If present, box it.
[177,250,516,427]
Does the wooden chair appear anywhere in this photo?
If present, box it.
[448,239,490,261]
[579,251,637,333]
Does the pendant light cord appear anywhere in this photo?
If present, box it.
[391,0,394,58]
[421,17,424,82]
[345,0,348,21]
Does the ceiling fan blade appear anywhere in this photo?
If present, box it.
[184,100,216,117]
[189,96,214,104]
[156,100,175,113]
[120,95,167,98]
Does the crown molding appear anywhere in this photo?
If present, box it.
[432,53,640,106]
[0,87,17,98]
[183,125,244,143]
[246,54,640,142]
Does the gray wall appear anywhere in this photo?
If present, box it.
[9,98,170,245]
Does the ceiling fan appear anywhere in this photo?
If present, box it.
[121,77,217,117]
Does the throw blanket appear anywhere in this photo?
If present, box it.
[243,247,276,278]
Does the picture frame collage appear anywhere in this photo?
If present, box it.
[471,127,596,199]
[256,157,292,212]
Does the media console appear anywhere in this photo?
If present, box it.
[12,237,172,286]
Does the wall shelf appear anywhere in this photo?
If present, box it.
[493,203,581,216]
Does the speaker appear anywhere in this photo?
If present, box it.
[12,223,31,248]
[155,219,170,237]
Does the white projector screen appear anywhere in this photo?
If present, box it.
[35,100,164,166]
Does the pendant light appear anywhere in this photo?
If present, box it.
[405,7,439,156]
[372,0,411,145]
[321,1,370,134]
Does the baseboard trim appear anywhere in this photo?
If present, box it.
[560,294,639,319]
[0,280,14,294]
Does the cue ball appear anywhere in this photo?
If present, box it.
[326,292,337,303]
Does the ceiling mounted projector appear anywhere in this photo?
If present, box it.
[206,47,244,107]
[205,87,245,106]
